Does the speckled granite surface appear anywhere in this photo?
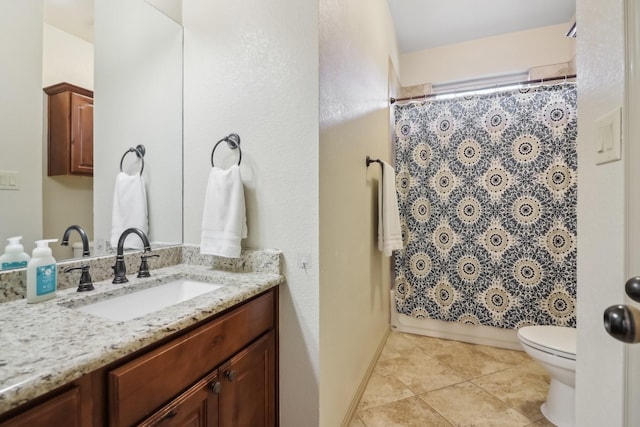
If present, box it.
[0,245,183,303]
[0,248,283,415]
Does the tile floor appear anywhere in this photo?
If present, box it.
[349,331,556,427]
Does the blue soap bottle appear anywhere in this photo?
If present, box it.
[26,239,58,303]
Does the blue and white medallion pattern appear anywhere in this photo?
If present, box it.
[393,84,577,328]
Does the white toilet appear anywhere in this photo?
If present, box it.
[517,325,576,427]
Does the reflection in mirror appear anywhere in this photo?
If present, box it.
[94,0,183,256]
[0,0,183,263]
[145,0,183,25]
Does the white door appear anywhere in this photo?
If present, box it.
[624,0,640,424]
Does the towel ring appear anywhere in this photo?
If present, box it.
[120,145,146,175]
[211,133,242,167]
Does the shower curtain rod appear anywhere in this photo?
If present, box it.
[389,74,577,104]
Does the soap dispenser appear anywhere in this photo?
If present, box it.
[26,239,58,303]
[0,236,30,270]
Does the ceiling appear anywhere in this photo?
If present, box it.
[387,0,576,53]
[44,0,576,52]
[44,0,94,42]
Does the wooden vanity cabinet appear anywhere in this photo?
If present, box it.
[0,288,278,427]
[218,331,275,427]
[44,82,94,176]
[138,371,220,427]
[140,331,275,427]
[0,387,82,427]
[108,289,277,427]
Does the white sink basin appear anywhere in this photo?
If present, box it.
[75,279,224,321]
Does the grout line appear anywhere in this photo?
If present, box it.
[356,332,550,426]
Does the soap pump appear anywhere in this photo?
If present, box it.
[26,239,58,303]
[0,236,30,271]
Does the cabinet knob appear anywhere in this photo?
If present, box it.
[156,410,177,424]
[209,381,222,393]
[225,370,236,381]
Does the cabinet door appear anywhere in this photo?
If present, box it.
[219,332,275,427]
[139,372,220,427]
[0,387,81,427]
[70,92,93,175]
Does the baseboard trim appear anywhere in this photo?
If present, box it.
[340,328,391,427]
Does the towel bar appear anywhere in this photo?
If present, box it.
[211,133,242,167]
[120,145,146,175]
[366,155,382,167]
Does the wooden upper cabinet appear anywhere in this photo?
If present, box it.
[44,82,94,176]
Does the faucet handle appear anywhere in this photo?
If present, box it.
[64,264,94,292]
[137,253,159,278]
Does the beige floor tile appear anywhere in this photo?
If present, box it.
[357,396,453,427]
[378,332,418,361]
[472,360,550,421]
[474,343,531,365]
[404,333,528,365]
[356,370,415,411]
[401,333,464,356]
[526,418,556,427]
[416,339,518,379]
[376,347,466,394]
[347,415,367,427]
[420,382,533,427]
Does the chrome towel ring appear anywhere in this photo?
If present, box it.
[120,145,146,175]
[211,133,242,167]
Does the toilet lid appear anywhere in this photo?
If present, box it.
[517,326,576,360]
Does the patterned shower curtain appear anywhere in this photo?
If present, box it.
[392,83,577,329]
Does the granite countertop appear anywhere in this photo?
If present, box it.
[0,262,284,415]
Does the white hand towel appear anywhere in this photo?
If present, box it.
[377,161,403,256]
[200,165,247,258]
[110,172,149,250]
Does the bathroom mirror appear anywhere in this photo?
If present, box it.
[0,0,183,261]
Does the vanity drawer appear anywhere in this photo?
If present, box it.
[0,386,81,427]
[108,290,275,427]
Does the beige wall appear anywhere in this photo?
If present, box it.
[400,23,576,87]
[575,0,626,424]
[182,1,320,426]
[319,0,399,425]
[43,24,94,90]
[42,24,94,260]
[0,1,44,253]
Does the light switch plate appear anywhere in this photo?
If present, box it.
[595,107,622,165]
[0,171,19,190]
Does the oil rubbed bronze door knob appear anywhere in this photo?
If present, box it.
[625,276,640,303]
[225,370,236,381]
[209,381,222,393]
[604,304,640,343]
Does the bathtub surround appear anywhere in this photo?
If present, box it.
[393,83,578,329]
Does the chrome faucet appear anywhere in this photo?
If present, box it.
[112,228,151,284]
[61,225,90,257]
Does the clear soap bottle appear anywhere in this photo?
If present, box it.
[26,239,58,303]
[0,236,30,270]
